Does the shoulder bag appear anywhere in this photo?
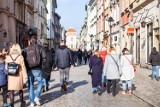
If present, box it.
[124,55,136,72]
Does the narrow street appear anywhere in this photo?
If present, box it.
[1,64,157,107]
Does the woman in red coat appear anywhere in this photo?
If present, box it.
[100,47,108,87]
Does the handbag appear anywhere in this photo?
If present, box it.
[124,55,136,72]
[8,55,20,76]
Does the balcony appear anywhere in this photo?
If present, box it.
[132,0,153,12]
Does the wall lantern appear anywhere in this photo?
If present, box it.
[0,29,7,38]
[141,21,146,28]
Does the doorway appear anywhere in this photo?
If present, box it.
[136,28,140,64]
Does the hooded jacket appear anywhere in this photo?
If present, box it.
[149,48,160,66]
[55,45,73,69]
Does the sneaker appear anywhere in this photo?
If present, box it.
[92,90,97,94]
[122,90,126,95]
[156,78,159,81]
[128,90,132,95]
[34,97,41,106]
[97,87,102,96]
[30,103,34,107]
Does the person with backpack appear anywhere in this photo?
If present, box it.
[5,44,28,107]
[42,43,53,92]
[26,36,43,107]
[0,53,10,107]
[55,40,73,92]
[89,49,103,95]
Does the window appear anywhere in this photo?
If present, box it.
[71,37,73,41]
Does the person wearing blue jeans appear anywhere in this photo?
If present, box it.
[149,47,160,81]
[122,80,132,95]
[28,70,43,107]
[152,66,159,80]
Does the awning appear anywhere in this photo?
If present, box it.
[127,28,134,34]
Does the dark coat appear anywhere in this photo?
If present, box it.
[55,45,73,69]
[0,62,7,86]
[42,47,53,80]
[89,55,103,86]
[150,48,160,66]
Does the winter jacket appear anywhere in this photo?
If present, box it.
[42,47,53,80]
[100,51,108,65]
[120,51,135,80]
[103,51,122,80]
[0,62,7,86]
[55,45,73,69]
[149,49,160,66]
[5,52,28,90]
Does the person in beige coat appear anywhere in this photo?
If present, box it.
[5,43,28,107]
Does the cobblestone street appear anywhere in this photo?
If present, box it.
[1,65,157,107]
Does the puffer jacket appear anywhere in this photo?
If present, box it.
[55,45,73,69]
[149,49,160,66]
[0,62,7,86]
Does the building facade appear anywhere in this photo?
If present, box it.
[132,0,160,68]
[47,0,57,48]
[54,12,61,48]
[66,28,77,50]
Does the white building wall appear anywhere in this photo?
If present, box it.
[86,1,97,51]
[133,0,159,67]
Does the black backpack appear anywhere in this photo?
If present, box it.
[26,44,40,68]
[8,55,20,76]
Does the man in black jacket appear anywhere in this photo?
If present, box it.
[55,40,73,91]
[150,47,160,81]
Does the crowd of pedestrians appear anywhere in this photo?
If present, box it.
[89,46,135,97]
[0,34,159,107]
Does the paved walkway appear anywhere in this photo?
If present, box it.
[0,65,159,107]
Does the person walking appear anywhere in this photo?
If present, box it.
[120,48,135,95]
[42,43,53,92]
[5,44,28,107]
[103,47,122,97]
[149,47,160,81]
[55,40,73,92]
[0,54,10,107]
[25,36,44,107]
[83,49,88,65]
[77,49,82,65]
[100,46,108,87]
[89,49,103,94]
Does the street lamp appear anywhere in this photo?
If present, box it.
[107,16,114,46]
[0,29,7,38]
[90,34,94,50]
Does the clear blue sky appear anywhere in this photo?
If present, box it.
[56,0,88,34]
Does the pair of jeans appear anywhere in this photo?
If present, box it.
[28,69,43,105]
[152,66,159,79]
[59,67,70,85]
[43,78,49,86]
[122,80,132,90]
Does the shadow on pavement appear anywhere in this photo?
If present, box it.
[40,80,88,105]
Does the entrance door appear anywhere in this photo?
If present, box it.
[136,28,140,63]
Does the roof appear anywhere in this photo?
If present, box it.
[67,28,76,33]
